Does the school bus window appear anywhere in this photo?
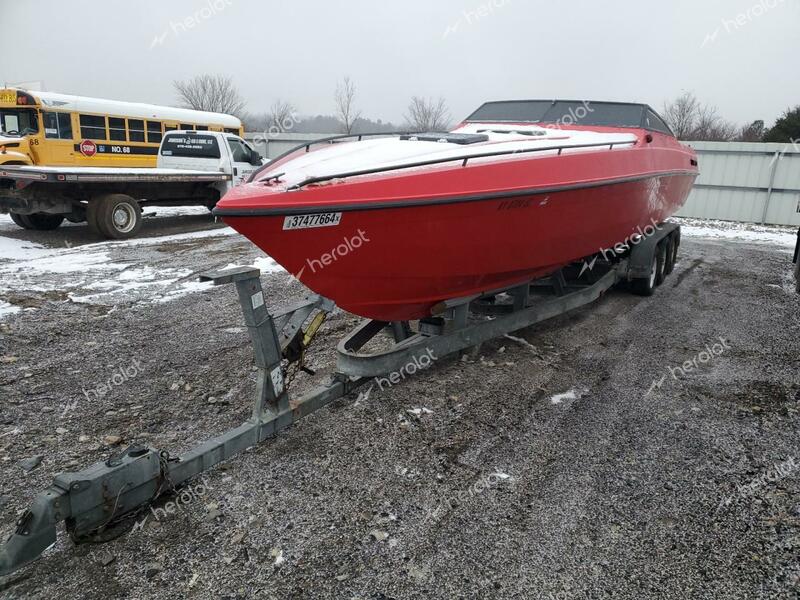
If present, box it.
[224,128,239,134]
[146,121,162,144]
[42,112,73,139]
[79,114,107,140]
[196,125,209,131]
[164,125,177,132]
[128,119,145,142]
[58,113,73,139]
[109,117,126,141]
[179,123,194,130]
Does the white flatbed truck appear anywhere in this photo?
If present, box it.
[0,130,265,239]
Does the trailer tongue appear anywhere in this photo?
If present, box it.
[0,223,680,576]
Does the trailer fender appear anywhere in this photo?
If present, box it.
[627,222,681,280]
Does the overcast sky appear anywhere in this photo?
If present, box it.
[1,0,798,127]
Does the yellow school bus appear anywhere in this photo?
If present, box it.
[0,88,243,167]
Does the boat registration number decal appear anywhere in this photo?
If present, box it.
[283,213,342,230]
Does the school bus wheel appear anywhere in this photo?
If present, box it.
[88,194,142,239]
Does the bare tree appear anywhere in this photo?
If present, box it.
[266,99,297,134]
[692,104,737,141]
[174,74,246,117]
[334,77,362,134]
[241,112,269,132]
[662,92,737,141]
[662,92,699,140]
[404,96,451,132]
[736,120,765,142]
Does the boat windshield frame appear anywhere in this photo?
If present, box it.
[464,100,675,137]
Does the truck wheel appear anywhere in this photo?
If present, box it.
[9,213,33,229]
[88,194,142,239]
[25,213,65,230]
[631,253,658,297]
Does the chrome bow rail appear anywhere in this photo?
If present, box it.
[249,130,638,189]
[284,138,639,191]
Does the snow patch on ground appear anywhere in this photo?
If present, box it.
[549,387,589,405]
[549,389,580,405]
[0,213,20,234]
[675,218,797,248]
[155,280,215,304]
[142,206,211,218]
[0,222,280,315]
[0,300,20,320]
[93,226,236,249]
[222,255,284,275]
[0,234,50,261]
[406,408,434,418]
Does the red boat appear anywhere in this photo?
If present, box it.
[215,100,698,321]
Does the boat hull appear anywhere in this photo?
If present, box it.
[221,170,696,321]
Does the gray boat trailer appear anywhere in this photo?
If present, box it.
[0,261,624,576]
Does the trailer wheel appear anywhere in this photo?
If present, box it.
[664,234,678,276]
[655,241,668,286]
[9,213,33,229]
[88,194,142,239]
[631,253,658,296]
[795,256,800,294]
[25,213,65,230]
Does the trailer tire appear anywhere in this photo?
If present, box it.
[88,194,142,239]
[25,213,65,230]
[86,201,102,236]
[664,234,677,276]
[631,254,658,296]
[655,241,668,286]
[662,238,673,276]
[795,256,800,294]
[9,213,33,229]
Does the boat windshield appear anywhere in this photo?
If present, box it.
[0,108,39,136]
[465,100,648,129]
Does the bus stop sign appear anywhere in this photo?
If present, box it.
[79,140,97,157]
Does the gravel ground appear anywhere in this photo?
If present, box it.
[0,215,798,599]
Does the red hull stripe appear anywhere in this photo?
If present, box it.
[215,170,697,217]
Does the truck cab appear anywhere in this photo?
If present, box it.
[157,130,264,188]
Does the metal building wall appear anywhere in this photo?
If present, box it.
[679,141,800,226]
[244,133,329,160]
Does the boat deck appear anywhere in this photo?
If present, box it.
[258,123,640,189]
